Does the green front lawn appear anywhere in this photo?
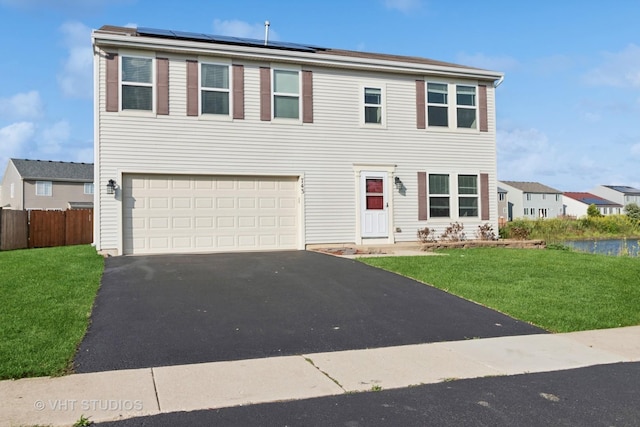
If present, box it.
[0,245,103,380]
[360,248,640,333]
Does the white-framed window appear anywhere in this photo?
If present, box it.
[427,82,478,129]
[121,55,154,111]
[10,183,14,198]
[273,68,300,119]
[429,174,450,217]
[84,183,94,195]
[499,192,505,201]
[539,208,548,218]
[427,82,448,127]
[456,85,477,129]
[36,181,52,196]
[200,62,230,115]
[363,86,383,125]
[526,193,532,201]
[458,175,478,217]
[556,194,560,201]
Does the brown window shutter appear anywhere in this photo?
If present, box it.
[302,70,313,123]
[480,173,490,220]
[260,67,271,121]
[418,171,428,220]
[232,64,244,119]
[106,53,119,112]
[416,80,425,129]
[479,84,488,132]
[186,60,198,117]
[156,58,169,115]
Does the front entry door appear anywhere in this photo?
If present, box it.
[361,172,388,238]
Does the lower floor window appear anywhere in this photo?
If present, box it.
[459,197,478,217]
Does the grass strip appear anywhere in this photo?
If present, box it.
[0,245,104,379]
[360,248,640,333]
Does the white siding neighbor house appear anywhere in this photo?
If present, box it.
[92,26,503,256]
[499,181,563,220]
[591,185,640,209]
[563,192,622,217]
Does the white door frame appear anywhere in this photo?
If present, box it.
[353,164,395,245]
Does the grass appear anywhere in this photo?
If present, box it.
[0,245,104,380]
[360,248,640,333]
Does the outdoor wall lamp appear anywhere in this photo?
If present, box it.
[106,179,117,195]
[394,176,403,190]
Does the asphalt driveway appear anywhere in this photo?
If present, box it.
[74,251,544,373]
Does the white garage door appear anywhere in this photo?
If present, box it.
[123,174,299,255]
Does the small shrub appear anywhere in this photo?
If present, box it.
[587,204,603,218]
[417,227,437,243]
[476,223,497,240]
[441,222,465,241]
[625,203,640,223]
[509,226,530,240]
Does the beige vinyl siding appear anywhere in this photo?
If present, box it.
[96,51,498,251]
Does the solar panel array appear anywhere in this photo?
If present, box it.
[581,197,609,205]
[607,185,640,194]
[137,27,325,53]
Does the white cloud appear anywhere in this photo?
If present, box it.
[382,0,422,13]
[72,147,94,163]
[497,127,560,181]
[0,91,43,120]
[455,53,519,72]
[57,21,93,99]
[212,19,279,41]
[38,121,71,154]
[0,122,35,168]
[583,44,640,88]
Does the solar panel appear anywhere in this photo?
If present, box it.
[582,198,608,205]
[136,27,324,53]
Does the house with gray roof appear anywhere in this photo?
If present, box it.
[563,192,622,217]
[0,159,94,210]
[498,181,563,219]
[591,185,640,209]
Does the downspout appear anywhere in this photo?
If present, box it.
[494,75,504,88]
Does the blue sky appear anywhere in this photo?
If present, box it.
[1,0,639,191]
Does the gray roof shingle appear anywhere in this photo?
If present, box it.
[501,181,562,194]
[11,159,93,182]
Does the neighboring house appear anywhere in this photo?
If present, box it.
[591,185,640,209]
[0,159,94,210]
[563,192,622,217]
[497,186,509,221]
[498,181,563,219]
[92,25,503,256]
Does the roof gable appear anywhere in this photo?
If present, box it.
[563,192,621,207]
[500,181,562,194]
[10,159,93,182]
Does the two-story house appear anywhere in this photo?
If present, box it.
[0,159,94,210]
[591,185,640,209]
[563,192,622,217]
[499,181,563,219]
[92,26,503,256]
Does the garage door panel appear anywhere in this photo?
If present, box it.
[123,174,299,255]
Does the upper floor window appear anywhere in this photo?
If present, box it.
[10,183,14,198]
[273,69,299,119]
[427,83,448,127]
[427,82,478,129]
[499,192,505,201]
[121,56,153,111]
[456,85,476,129]
[364,87,382,124]
[458,175,478,217]
[201,63,230,115]
[36,181,52,196]
[429,174,450,217]
[84,183,94,195]
[526,193,532,201]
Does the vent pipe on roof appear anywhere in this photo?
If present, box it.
[264,20,270,45]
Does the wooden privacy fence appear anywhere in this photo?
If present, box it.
[0,208,93,250]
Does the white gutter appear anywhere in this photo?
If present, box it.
[92,31,504,81]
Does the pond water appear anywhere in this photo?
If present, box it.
[562,239,640,257]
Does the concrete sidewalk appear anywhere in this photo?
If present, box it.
[1,326,639,427]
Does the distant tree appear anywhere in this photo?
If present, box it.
[624,203,640,222]
[587,203,603,218]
